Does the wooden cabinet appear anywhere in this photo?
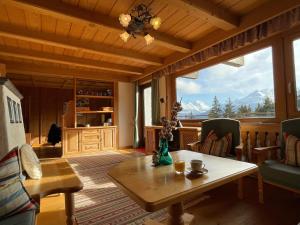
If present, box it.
[63,127,117,156]
[102,127,116,150]
[64,130,81,155]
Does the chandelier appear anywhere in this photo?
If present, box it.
[119,4,162,45]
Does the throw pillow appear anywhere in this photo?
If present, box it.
[0,147,22,186]
[20,144,42,179]
[285,134,300,166]
[210,133,232,157]
[0,179,38,219]
[199,130,218,154]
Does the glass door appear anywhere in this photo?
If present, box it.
[143,86,152,126]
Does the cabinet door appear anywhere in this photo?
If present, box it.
[102,128,116,150]
[64,130,81,155]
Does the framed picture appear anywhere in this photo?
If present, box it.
[7,97,14,123]
[17,103,22,123]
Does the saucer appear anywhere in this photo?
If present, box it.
[185,168,208,179]
[186,167,208,174]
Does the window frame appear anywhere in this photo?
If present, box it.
[173,37,286,124]
[284,30,300,118]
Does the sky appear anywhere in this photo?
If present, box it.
[176,47,277,107]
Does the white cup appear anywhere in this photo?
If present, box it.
[191,159,205,171]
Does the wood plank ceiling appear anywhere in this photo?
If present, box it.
[0,0,299,87]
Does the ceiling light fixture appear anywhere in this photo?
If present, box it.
[119,4,161,45]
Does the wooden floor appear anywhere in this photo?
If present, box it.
[36,166,300,225]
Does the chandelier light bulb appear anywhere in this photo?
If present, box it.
[144,34,154,45]
[119,14,131,27]
[120,31,130,42]
[150,17,162,30]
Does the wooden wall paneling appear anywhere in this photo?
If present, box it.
[16,85,73,146]
[40,88,59,143]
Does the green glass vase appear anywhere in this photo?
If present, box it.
[158,138,173,165]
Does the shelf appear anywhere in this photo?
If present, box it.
[76,95,113,99]
[76,111,113,114]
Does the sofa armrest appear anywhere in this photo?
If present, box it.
[253,146,280,165]
[235,143,244,161]
[253,146,280,153]
[187,141,201,151]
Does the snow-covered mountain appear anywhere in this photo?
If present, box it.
[234,89,274,110]
[179,89,275,117]
[180,100,209,115]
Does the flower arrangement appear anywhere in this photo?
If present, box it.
[152,101,183,166]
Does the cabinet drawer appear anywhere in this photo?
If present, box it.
[82,143,101,152]
[82,129,100,135]
[81,133,101,142]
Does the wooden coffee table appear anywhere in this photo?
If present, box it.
[108,150,257,225]
[23,158,83,225]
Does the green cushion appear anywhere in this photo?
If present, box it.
[260,160,300,190]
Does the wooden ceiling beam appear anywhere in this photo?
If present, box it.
[140,0,300,80]
[0,46,143,75]
[171,0,239,30]
[4,61,131,82]
[0,23,162,66]
[3,0,191,53]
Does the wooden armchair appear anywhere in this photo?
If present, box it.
[253,118,300,203]
[188,118,243,159]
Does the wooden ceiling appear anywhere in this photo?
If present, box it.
[0,0,299,86]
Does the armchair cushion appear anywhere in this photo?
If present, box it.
[285,134,300,167]
[260,160,300,190]
[210,132,232,157]
[199,130,217,154]
[0,179,38,219]
[0,148,22,186]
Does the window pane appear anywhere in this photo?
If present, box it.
[293,38,300,110]
[176,47,275,119]
[143,87,152,126]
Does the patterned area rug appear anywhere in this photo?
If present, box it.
[68,151,167,225]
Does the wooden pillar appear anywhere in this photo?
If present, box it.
[0,64,6,77]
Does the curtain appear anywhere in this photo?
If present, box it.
[151,6,300,78]
[151,78,160,125]
[133,81,140,148]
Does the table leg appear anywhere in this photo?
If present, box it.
[258,173,264,204]
[144,202,195,225]
[65,193,75,225]
[238,178,244,200]
[168,202,184,225]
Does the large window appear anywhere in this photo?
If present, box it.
[176,47,275,120]
[293,38,300,110]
